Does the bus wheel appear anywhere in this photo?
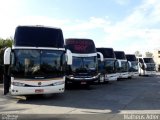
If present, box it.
[84,83,90,89]
[128,76,132,79]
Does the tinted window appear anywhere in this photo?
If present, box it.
[71,56,97,71]
[114,51,126,59]
[14,26,64,48]
[97,48,115,58]
[65,39,96,53]
[129,61,138,72]
[104,59,116,73]
[126,55,136,61]
[143,58,154,63]
[121,61,128,72]
[11,49,65,78]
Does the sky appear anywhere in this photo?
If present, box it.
[0,0,160,54]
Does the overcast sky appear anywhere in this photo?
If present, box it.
[0,0,160,54]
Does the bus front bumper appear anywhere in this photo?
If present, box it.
[10,84,65,95]
[105,74,118,81]
[128,72,139,78]
[145,71,156,76]
[66,74,100,84]
[118,72,129,79]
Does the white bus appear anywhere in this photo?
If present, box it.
[65,38,102,87]
[97,48,118,83]
[3,26,72,95]
[137,57,156,76]
[126,54,139,78]
[114,51,129,79]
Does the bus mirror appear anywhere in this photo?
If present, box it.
[144,64,147,68]
[66,49,72,65]
[128,61,132,67]
[97,52,104,62]
[4,47,11,65]
[118,60,121,67]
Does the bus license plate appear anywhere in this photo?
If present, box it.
[81,82,87,85]
[35,89,44,93]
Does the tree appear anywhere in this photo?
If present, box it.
[135,51,142,57]
[145,52,153,57]
[0,38,13,64]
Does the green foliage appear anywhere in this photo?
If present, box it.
[135,51,142,57]
[0,37,13,49]
[0,38,13,64]
[145,52,153,57]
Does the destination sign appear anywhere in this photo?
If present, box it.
[66,39,96,53]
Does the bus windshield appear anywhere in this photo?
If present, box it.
[104,59,116,73]
[72,56,97,71]
[115,52,126,60]
[126,55,136,61]
[129,61,138,72]
[11,49,65,79]
[121,61,128,72]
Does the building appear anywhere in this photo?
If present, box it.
[153,49,160,71]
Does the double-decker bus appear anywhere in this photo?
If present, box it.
[3,26,72,95]
[126,54,139,78]
[96,48,118,83]
[65,38,101,86]
[114,51,129,79]
[137,57,156,76]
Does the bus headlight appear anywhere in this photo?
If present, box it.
[12,82,25,87]
[53,81,65,86]
[68,75,74,79]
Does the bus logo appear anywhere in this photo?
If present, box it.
[38,82,42,86]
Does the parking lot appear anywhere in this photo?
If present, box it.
[1,74,160,120]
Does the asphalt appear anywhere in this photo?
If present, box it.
[0,74,160,120]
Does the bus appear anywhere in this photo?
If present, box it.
[65,38,102,86]
[96,48,118,83]
[137,57,156,76]
[114,51,129,79]
[3,26,72,95]
[126,54,139,78]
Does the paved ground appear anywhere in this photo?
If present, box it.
[1,74,160,120]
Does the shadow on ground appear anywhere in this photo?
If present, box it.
[1,75,160,114]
